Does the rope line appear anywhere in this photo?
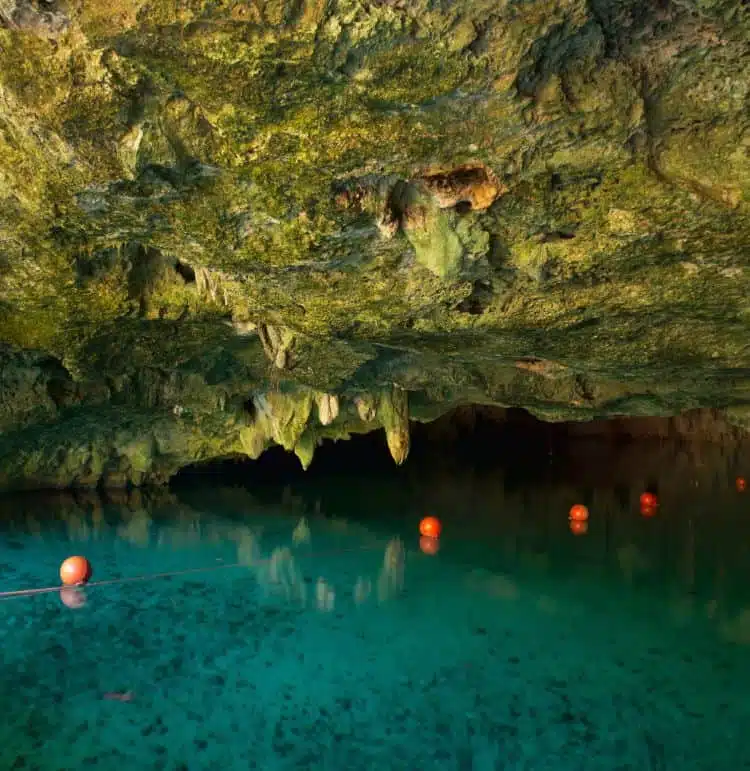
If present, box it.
[0,541,393,602]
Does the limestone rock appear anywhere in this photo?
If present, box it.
[419,163,506,211]
[258,324,296,370]
[293,431,317,470]
[0,344,77,432]
[354,395,377,423]
[315,393,339,426]
[0,0,69,37]
[0,0,748,489]
[379,385,410,466]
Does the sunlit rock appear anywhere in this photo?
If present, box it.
[514,358,570,380]
[315,392,339,426]
[418,162,506,211]
[192,267,217,303]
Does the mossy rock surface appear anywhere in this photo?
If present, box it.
[0,0,749,488]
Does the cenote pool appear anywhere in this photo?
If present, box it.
[2,431,750,771]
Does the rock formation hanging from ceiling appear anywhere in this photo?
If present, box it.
[0,0,749,489]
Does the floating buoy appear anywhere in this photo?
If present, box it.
[569,519,588,536]
[737,476,746,493]
[640,492,658,510]
[568,504,589,522]
[419,535,440,556]
[60,556,92,586]
[419,516,442,539]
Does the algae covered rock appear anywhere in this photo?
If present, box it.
[0,0,749,488]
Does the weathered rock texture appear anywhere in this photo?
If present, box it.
[0,0,749,488]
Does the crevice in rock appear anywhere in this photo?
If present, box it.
[455,280,494,315]
[241,397,256,420]
[174,260,196,284]
[45,377,76,409]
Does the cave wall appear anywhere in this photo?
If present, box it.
[0,0,749,488]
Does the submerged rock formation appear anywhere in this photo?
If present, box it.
[0,0,749,488]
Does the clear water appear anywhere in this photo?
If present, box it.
[2,444,750,771]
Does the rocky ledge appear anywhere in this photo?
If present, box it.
[0,0,749,489]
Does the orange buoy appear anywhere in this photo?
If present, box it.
[568,504,589,522]
[640,503,658,518]
[736,476,746,493]
[640,492,658,510]
[60,556,92,586]
[419,535,440,556]
[569,519,588,536]
[419,516,442,539]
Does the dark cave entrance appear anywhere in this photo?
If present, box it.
[170,406,741,503]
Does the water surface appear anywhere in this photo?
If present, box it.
[2,437,750,770]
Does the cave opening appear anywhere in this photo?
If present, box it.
[171,407,557,489]
[170,406,745,514]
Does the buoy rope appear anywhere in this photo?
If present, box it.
[0,541,395,602]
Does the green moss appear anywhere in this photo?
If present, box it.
[403,202,463,279]
[0,0,749,490]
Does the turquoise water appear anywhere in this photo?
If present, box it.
[2,451,750,770]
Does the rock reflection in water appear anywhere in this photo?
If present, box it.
[117,509,152,547]
[3,431,750,645]
[377,537,405,604]
[263,546,307,607]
